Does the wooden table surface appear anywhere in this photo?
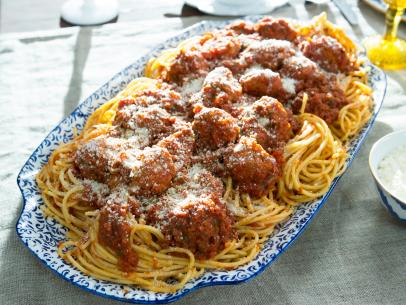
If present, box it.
[1,0,405,35]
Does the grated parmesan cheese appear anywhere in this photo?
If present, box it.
[282,77,297,94]
[107,186,129,205]
[188,163,208,179]
[226,201,247,217]
[123,149,143,177]
[180,78,204,96]
[257,117,270,128]
[250,39,292,51]
[85,179,109,195]
[377,144,406,201]
[122,127,150,148]
[244,64,263,74]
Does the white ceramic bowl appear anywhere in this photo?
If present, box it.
[369,130,406,222]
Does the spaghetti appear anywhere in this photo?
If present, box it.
[37,13,373,293]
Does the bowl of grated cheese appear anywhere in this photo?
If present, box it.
[369,130,406,222]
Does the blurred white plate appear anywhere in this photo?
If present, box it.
[185,0,289,16]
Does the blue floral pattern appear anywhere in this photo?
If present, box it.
[16,17,387,304]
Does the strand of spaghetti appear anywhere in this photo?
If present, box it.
[277,113,347,205]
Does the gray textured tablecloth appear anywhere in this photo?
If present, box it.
[1,2,406,305]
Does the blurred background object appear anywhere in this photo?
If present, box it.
[362,0,406,22]
[331,0,359,25]
[184,0,288,16]
[0,0,405,36]
[61,0,119,26]
[364,0,406,69]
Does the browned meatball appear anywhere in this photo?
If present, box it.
[82,182,141,217]
[116,86,185,114]
[240,68,285,98]
[121,146,176,196]
[157,125,195,172]
[292,88,348,124]
[252,97,293,147]
[221,59,248,75]
[192,106,240,150]
[300,35,354,73]
[138,88,186,115]
[191,148,228,177]
[280,55,319,81]
[224,136,282,197]
[241,39,296,71]
[74,136,130,183]
[98,203,138,271]
[199,67,242,110]
[81,180,110,208]
[186,163,224,198]
[77,138,175,194]
[239,118,270,152]
[200,34,242,60]
[226,20,255,34]
[240,97,293,150]
[255,17,298,41]
[158,195,235,259]
[164,49,210,84]
[113,101,176,145]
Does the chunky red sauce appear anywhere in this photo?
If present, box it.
[74,17,354,271]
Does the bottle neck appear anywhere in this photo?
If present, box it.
[384,6,405,41]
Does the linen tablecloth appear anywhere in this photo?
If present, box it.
[1,2,405,304]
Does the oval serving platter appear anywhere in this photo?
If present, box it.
[16,17,387,304]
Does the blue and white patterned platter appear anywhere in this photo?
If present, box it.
[16,17,387,304]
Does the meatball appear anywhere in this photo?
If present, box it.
[192,106,240,150]
[186,163,224,198]
[254,17,298,41]
[121,146,176,196]
[138,88,186,115]
[224,136,282,197]
[113,101,176,145]
[280,55,319,81]
[75,135,176,194]
[82,182,141,217]
[221,58,248,75]
[240,97,292,150]
[198,67,242,110]
[240,68,285,98]
[226,20,255,34]
[160,195,235,259]
[81,180,110,208]
[200,34,242,60]
[300,35,354,73]
[164,48,210,84]
[252,97,292,147]
[239,117,271,152]
[74,136,130,183]
[157,125,195,172]
[191,148,227,177]
[98,203,138,271]
[241,39,296,71]
[292,88,348,124]
[116,87,185,114]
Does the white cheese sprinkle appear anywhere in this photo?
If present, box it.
[257,117,270,128]
[180,77,204,96]
[282,77,297,94]
[377,144,406,201]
